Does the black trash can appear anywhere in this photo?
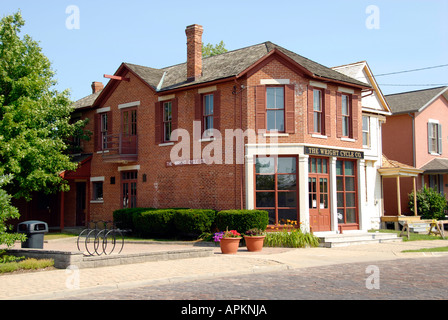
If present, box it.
[17,221,49,249]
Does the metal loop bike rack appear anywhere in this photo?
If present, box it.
[77,220,125,256]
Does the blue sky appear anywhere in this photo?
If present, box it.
[1,0,447,101]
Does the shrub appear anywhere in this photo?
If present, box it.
[216,210,269,234]
[113,207,154,231]
[132,209,176,238]
[408,186,447,220]
[173,209,216,238]
[264,228,320,248]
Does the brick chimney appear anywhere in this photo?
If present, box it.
[91,81,104,94]
[185,24,203,82]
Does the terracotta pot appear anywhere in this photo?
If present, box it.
[244,235,265,252]
[219,237,242,254]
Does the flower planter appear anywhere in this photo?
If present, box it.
[244,235,265,252]
[219,237,242,254]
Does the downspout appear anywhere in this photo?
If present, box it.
[408,113,416,167]
[233,78,245,210]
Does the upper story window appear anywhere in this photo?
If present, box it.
[163,101,172,142]
[100,113,108,149]
[428,121,442,154]
[266,87,285,132]
[203,94,214,137]
[362,116,370,147]
[336,92,358,140]
[341,94,351,137]
[255,84,295,134]
[313,89,323,134]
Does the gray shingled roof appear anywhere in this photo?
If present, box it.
[75,41,370,108]
[385,86,448,115]
[73,91,101,109]
[125,41,369,92]
[420,158,448,173]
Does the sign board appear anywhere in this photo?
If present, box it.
[304,146,364,159]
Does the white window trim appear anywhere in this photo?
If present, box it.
[118,101,140,109]
[91,176,105,182]
[159,142,175,147]
[260,79,290,85]
[96,107,110,114]
[118,165,141,171]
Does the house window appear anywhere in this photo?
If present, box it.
[100,113,108,150]
[92,182,103,201]
[163,101,172,142]
[336,159,358,225]
[362,116,370,147]
[428,122,442,154]
[341,94,351,137]
[266,87,285,132]
[313,89,323,133]
[255,156,298,225]
[203,94,214,137]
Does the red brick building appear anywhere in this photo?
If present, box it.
[36,25,374,233]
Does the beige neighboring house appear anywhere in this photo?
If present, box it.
[332,61,392,230]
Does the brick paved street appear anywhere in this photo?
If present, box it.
[64,255,448,300]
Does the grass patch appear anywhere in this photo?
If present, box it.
[44,233,77,240]
[370,229,447,241]
[0,258,54,274]
[403,247,448,253]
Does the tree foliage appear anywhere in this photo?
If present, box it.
[0,11,89,245]
[0,11,88,201]
[202,41,228,58]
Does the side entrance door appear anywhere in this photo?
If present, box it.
[308,157,331,232]
[121,171,137,209]
[76,182,86,226]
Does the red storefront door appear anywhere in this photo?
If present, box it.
[309,157,331,232]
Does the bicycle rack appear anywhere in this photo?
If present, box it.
[77,221,125,256]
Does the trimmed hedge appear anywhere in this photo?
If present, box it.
[215,210,269,234]
[173,209,217,238]
[113,207,154,230]
[133,209,176,238]
[113,208,269,239]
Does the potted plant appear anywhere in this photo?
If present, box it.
[244,228,266,252]
[214,229,241,254]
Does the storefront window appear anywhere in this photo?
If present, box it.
[336,160,358,224]
[255,156,298,225]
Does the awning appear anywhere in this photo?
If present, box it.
[420,158,448,174]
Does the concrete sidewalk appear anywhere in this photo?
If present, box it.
[1,238,447,300]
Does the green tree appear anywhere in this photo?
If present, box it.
[0,12,88,244]
[202,41,228,58]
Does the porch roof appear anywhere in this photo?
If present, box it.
[420,158,448,174]
[378,154,423,177]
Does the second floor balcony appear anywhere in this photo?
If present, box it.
[101,133,138,163]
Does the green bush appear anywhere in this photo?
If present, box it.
[408,186,447,220]
[173,209,216,238]
[264,228,320,248]
[113,207,154,231]
[132,209,176,238]
[215,210,269,234]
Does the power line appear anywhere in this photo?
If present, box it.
[378,83,448,87]
[374,64,448,77]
